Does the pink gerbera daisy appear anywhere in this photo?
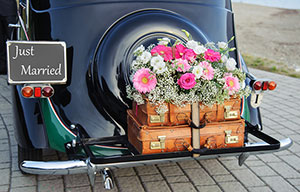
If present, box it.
[199,61,214,80]
[224,73,240,95]
[204,49,221,62]
[151,45,173,61]
[133,68,157,93]
[175,44,187,59]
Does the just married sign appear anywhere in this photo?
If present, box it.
[6,41,67,84]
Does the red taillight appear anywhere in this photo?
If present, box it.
[268,81,277,90]
[262,81,268,91]
[253,81,262,91]
[21,86,33,98]
[34,87,42,97]
[42,87,54,97]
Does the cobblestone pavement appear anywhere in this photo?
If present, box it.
[0,68,299,192]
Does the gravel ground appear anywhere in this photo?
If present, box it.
[233,3,300,71]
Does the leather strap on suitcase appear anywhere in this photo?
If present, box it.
[192,102,200,157]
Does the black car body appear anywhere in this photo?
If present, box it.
[8,0,292,188]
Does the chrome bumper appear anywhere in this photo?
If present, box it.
[20,138,292,176]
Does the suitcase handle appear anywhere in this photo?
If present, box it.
[190,113,208,129]
[183,142,209,154]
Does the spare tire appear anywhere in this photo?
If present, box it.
[88,9,209,131]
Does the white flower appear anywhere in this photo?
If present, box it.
[134,45,145,55]
[131,60,138,67]
[193,45,207,54]
[192,65,203,79]
[217,41,228,49]
[150,55,164,66]
[158,38,170,46]
[225,58,237,71]
[186,40,198,49]
[221,55,228,63]
[153,62,167,74]
[137,51,151,64]
[241,81,246,89]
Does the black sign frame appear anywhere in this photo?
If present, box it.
[6,41,67,84]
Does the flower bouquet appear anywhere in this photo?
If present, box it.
[126,30,250,126]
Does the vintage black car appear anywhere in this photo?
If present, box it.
[7,0,292,189]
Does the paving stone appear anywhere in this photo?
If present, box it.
[274,149,293,156]
[38,179,64,192]
[113,168,136,177]
[0,129,7,140]
[0,185,9,192]
[231,169,265,187]
[65,186,92,192]
[0,162,10,169]
[1,114,14,126]
[11,170,27,178]
[245,160,265,167]
[158,165,184,177]
[140,174,163,182]
[280,155,300,171]
[156,162,177,167]
[37,175,62,181]
[217,156,237,161]
[0,103,11,115]
[219,181,247,192]
[11,175,37,188]
[178,160,201,169]
[262,176,298,192]
[288,134,300,142]
[0,140,9,152]
[143,181,171,192]
[196,185,222,192]
[257,154,282,163]
[287,178,300,187]
[165,175,189,183]
[288,141,300,154]
[169,183,197,192]
[213,174,236,183]
[249,166,277,177]
[115,176,144,192]
[220,159,247,170]
[0,168,10,185]
[184,168,215,186]
[247,186,273,192]
[64,174,90,188]
[10,186,37,192]
[135,165,159,176]
[269,162,300,178]
[200,159,229,175]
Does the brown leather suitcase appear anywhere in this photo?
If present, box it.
[132,102,190,126]
[200,97,241,123]
[199,119,245,149]
[132,101,171,126]
[133,98,241,127]
[127,110,191,154]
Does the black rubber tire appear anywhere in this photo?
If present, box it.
[18,145,42,174]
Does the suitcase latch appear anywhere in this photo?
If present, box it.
[225,130,239,144]
[224,106,238,120]
[150,136,166,150]
[150,114,165,123]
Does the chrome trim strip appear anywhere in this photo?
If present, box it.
[20,138,292,175]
